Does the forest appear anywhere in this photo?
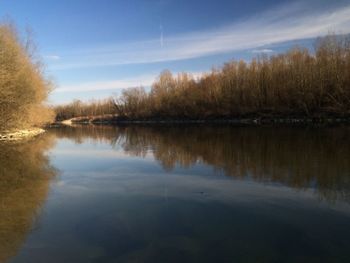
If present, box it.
[55,35,349,121]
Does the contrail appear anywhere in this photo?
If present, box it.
[49,2,350,70]
[160,24,164,48]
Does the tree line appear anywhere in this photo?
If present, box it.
[0,22,54,131]
[54,35,350,121]
[54,98,115,121]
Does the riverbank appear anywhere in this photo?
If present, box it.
[0,128,45,142]
[57,115,350,126]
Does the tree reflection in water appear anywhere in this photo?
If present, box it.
[0,135,56,262]
[52,125,350,202]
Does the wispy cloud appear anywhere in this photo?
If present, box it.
[44,55,61,60]
[55,74,156,93]
[54,71,204,93]
[252,49,274,54]
[49,1,350,70]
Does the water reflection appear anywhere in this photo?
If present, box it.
[51,125,350,202]
[0,135,56,262]
[4,125,349,263]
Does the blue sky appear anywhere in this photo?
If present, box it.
[1,0,350,104]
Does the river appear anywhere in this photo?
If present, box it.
[1,125,350,263]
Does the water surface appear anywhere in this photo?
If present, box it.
[1,125,350,263]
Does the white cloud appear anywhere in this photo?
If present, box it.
[55,74,156,93]
[44,55,61,60]
[252,49,274,54]
[49,1,350,70]
[54,71,204,93]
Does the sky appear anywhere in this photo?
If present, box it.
[1,0,350,104]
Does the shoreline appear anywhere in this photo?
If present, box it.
[0,128,45,142]
[56,116,350,126]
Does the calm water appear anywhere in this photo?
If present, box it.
[1,125,350,263]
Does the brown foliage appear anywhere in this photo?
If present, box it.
[53,35,350,121]
[0,23,54,131]
[54,98,116,121]
[114,35,350,119]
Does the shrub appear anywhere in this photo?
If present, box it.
[0,23,54,131]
